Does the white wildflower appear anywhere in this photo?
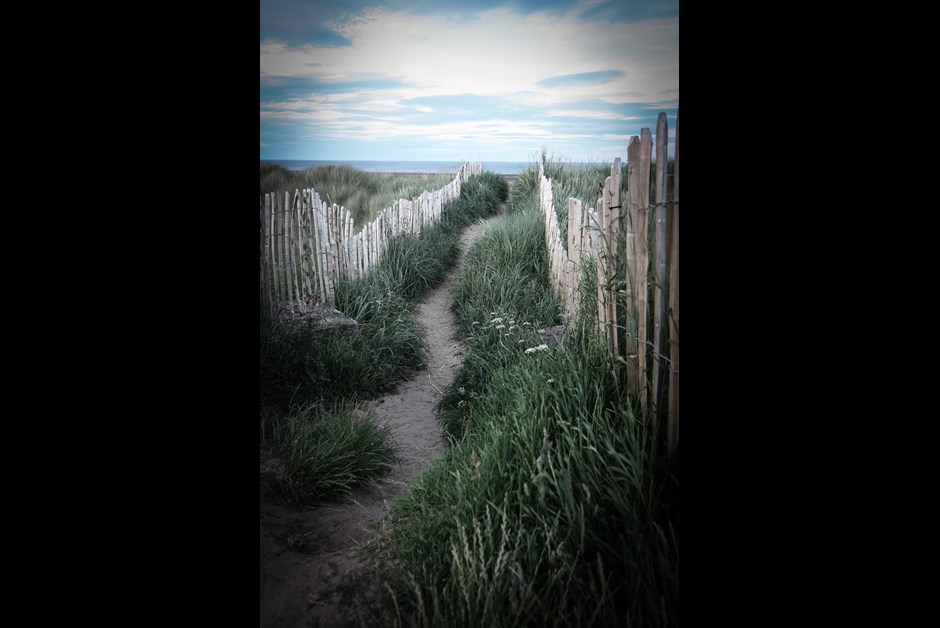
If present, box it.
[524,344,550,355]
[495,324,506,330]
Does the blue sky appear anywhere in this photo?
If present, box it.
[260,0,678,162]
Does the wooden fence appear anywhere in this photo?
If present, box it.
[539,111,679,456]
[260,162,483,311]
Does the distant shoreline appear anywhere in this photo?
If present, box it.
[260,159,537,175]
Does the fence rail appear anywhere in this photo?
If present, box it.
[538,110,679,456]
[260,162,483,312]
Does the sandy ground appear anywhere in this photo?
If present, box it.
[260,208,504,628]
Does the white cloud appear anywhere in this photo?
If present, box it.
[547,110,645,120]
[260,7,678,104]
[260,3,678,160]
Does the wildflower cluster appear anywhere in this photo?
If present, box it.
[476,310,550,355]
[524,344,549,355]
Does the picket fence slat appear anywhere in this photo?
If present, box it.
[668,109,679,458]
[637,128,653,412]
[652,113,669,432]
[263,194,273,310]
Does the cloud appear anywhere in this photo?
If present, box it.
[260,1,678,160]
[260,0,370,47]
[260,75,412,103]
[537,70,626,88]
[261,0,602,47]
[578,0,679,22]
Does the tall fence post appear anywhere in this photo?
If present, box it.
[668,109,680,458]
[567,197,582,319]
[628,130,653,411]
[595,195,608,342]
[624,139,640,397]
[605,158,622,367]
[299,192,312,306]
[277,192,287,305]
[652,113,669,434]
[263,194,273,315]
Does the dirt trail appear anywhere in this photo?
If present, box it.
[260,209,503,628]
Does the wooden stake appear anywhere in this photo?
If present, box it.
[637,129,653,412]
[595,196,607,340]
[299,192,312,305]
[568,198,581,319]
[607,158,622,364]
[668,107,680,458]
[263,194,273,314]
[652,113,669,434]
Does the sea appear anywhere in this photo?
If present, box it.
[260,159,532,174]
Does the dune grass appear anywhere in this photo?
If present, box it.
[358,180,679,627]
[439,206,561,439]
[260,163,455,225]
[260,171,508,505]
[261,402,396,506]
[508,151,672,246]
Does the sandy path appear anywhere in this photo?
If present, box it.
[260,209,503,628]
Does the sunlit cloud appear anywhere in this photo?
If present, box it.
[260,0,678,161]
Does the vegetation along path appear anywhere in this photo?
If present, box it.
[260,207,505,628]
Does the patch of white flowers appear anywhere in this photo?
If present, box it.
[478,311,548,353]
[524,344,549,355]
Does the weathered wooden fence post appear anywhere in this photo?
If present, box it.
[568,197,582,319]
[299,192,312,305]
[624,130,653,410]
[263,194,273,314]
[623,139,639,396]
[668,109,679,458]
[605,158,622,365]
[652,113,669,434]
[595,194,608,342]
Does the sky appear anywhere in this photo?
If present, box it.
[260,0,678,163]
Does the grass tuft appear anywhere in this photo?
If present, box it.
[262,401,396,505]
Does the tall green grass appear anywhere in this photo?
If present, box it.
[439,206,561,439]
[509,153,619,245]
[260,171,507,505]
[362,184,679,626]
[508,151,673,247]
[260,287,424,413]
[260,163,454,224]
[261,402,396,505]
